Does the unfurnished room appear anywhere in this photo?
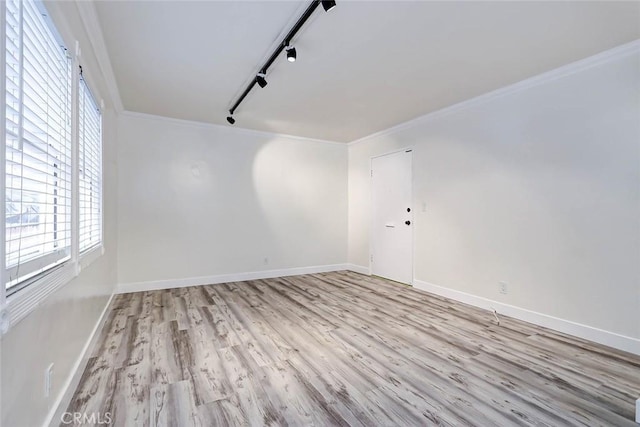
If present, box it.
[0,0,639,426]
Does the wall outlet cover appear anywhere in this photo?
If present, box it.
[0,307,8,334]
[45,363,54,397]
[499,281,508,295]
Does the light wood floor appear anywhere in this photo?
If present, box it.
[65,271,640,426]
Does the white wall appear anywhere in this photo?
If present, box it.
[349,47,640,350]
[0,108,118,427]
[117,113,348,287]
[0,2,119,426]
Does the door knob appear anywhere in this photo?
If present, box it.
[405,220,411,225]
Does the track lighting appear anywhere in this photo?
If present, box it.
[226,0,337,125]
[256,73,268,88]
[321,0,336,12]
[286,46,297,62]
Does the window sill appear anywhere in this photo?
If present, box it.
[3,262,77,332]
[0,244,105,333]
[79,244,104,271]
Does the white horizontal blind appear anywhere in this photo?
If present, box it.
[5,0,72,291]
[78,77,101,253]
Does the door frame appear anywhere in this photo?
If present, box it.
[369,147,414,285]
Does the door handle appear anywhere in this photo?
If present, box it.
[405,220,411,225]
[385,224,395,228]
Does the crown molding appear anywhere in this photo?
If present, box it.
[349,39,640,146]
[75,0,124,113]
[120,110,346,147]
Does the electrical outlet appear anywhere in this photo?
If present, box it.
[45,363,54,398]
[0,307,8,334]
[499,281,508,295]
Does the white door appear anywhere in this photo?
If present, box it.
[371,150,413,284]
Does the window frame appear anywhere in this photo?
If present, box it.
[0,0,104,333]
[78,74,103,256]
[5,0,74,293]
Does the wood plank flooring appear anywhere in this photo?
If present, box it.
[65,271,640,426]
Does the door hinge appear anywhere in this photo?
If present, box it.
[370,169,373,178]
[370,254,373,263]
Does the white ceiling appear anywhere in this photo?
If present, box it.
[95,1,640,142]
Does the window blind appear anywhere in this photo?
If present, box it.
[78,77,101,253]
[5,0,72,291]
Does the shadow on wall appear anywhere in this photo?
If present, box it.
[166,132,276,269]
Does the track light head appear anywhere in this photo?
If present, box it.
[256,74,268,88]
[321,0,336,12]
[286,46,297,62]
[227,0,336,118]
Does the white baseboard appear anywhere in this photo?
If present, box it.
[414,280,640,356]
[116,264,350,294]
[345,264,370,275]
[44,293,115,427]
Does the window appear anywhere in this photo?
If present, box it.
[2,0,103,304]
[5,0,72,292]
[78,77,102,253]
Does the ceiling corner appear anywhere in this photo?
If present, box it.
[74,0,124,113]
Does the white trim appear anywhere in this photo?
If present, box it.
[120,110,345,147]
[74,1,123,112]
[349,39,640,146]
[635,398,639,423]
[345,264,369,275]
[414,279,640,356]
[78,244,104,272]
[0,0,7,311]
[5,263,77,329]
[99,108,104,253]
[71,40,81,275]
[370,146,415,160]
[44,293,114,427]
[117,264,350,294]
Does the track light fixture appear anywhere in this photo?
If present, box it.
[256,73,268,88]
[321,0,336,12]
[226,0,337,124]
[286,46,297,62]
